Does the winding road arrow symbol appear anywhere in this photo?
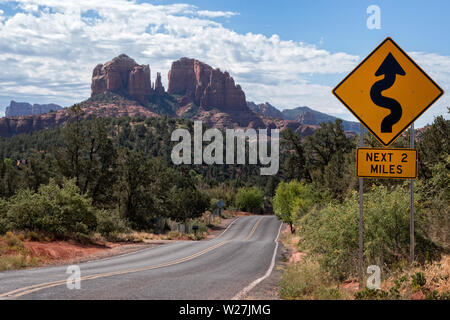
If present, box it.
[370,53,406,133]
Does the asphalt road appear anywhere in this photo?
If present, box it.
[0,215,283,300]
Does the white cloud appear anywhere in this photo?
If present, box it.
[197,10,238,18]
[408,52,450,126]
[0,0,447,127]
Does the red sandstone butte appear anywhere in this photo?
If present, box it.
[167,57,248,113]
[91,54,154,104]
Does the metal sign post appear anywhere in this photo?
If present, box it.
[359,123,364,288]
[410,123,415,264]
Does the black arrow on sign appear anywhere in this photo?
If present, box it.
[370,53,406,133]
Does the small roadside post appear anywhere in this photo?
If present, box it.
[410,123,415,264]
[192,225,199,236]
[359,124,364,288]
[216,199,225,217]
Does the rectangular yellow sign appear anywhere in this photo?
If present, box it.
[357,148,417,179]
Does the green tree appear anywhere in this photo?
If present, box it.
[0,158,22,198]
[55,107,117,206]
[23,154,50,192]
[303,119,354,198]
[56,104,85,188]
[169,185,210,232]
[417,115,449,179]
[273,180,314,233]
[116,149,178,230]
[82,117,117,205]
[235,186,264,214]
[281,129,310,182]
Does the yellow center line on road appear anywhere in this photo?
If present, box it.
[0,240,230,299]
[244,217,263,241]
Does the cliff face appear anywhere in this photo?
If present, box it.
[167,58,248,113]
[167,57,264,128]
[5,101,62,117]
[91,54,164,104]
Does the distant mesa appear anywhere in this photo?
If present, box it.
[5,100,62,117]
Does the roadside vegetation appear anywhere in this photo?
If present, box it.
[0,105,268,270]
[275,114,449,300]
[0,102,447,296]
[0,232,39,271]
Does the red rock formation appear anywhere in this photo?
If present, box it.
[128,64,153,103]
[91,54,154,104]
[167,58,248,112]
[154,72,165,96]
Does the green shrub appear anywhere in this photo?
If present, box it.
[298,185,441,280]
[202,184,236,210]
[0,198,8,234]
[6,179,97,239]
[354,288,389,300]
[235,187,264,214]
[188,219,208,233]
[411,272,427,289]
[27,231,41,242]
[167,230,182,240]
[0,254,39,271]
[96,210,128,236]
[5,232,24,249]
[416,155,450,250]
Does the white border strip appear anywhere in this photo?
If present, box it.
[231,221,283,300]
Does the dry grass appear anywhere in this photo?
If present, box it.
[381,254,450,299]
[279,227,352,300]
[280,257,352,300]
[279,228,301,250]
[0,232,39,271]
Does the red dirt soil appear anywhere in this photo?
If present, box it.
[19,240,154,267]
[24,241,116,263]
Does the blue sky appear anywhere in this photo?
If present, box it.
[156,0,450,55]
[0,0,448,127]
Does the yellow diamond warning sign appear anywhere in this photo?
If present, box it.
[357,148,417,179]
[333,37,444,147]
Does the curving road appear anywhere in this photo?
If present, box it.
[0,215,283,300]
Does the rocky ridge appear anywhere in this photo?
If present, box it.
[5,101,62,117]
[1,54,351,138]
